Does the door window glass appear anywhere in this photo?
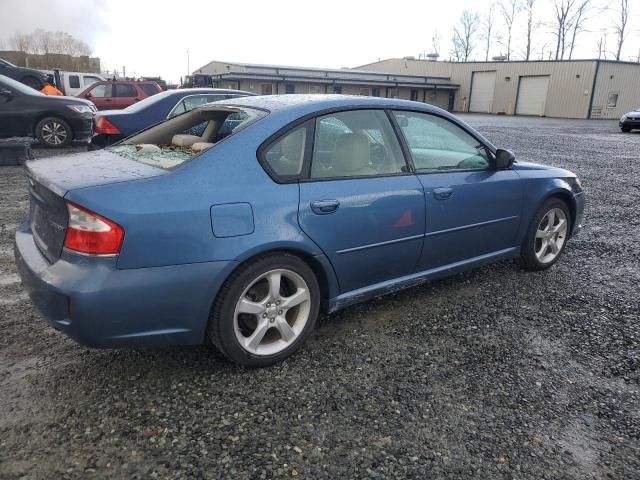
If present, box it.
[263,125,307,177]
[168,100,187,118]
[183,95,210,111]
[114,84,137,97]
[68,75,80,89]
[89,84,112,97]
[393,111,489,172]
[311,110,406,179]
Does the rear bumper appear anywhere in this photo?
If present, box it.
[89,133,124,150]
[14,220,236,347]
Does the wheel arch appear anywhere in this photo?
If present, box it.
[32,113,75,139]
[542,188,577,235]
[204,244,339,341]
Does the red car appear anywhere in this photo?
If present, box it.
[76,80,162,110]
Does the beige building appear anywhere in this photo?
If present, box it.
[193,60,459,111]
[358,58,640,119]
[194,58,640,119]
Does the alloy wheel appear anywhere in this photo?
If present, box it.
[233,269,311,356]
[534,207,568,264]
[41,121,68,145]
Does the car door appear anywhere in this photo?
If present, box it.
[112,83,139,109]
[86,83,113,110]
[291,109,425,293]
[392,110,522,270]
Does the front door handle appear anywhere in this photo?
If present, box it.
[310,199,340,215]
[433,187,453,200]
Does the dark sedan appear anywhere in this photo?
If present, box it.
[619,109,640,132]
[90,88,254,149]
[0,58,49,90]
[0,74,95,147]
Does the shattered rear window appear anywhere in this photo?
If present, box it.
[107,106,266,170]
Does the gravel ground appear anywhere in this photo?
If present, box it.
[1,116,638,479]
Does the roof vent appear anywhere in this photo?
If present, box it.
[426,53,440,62]
[403,56,416,60]
[492,55,508,62]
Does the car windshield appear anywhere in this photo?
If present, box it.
[0,74,45,96]
[108,106,267,170]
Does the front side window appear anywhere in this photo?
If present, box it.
[393,111,489,172]
[311,110,406,179]
[90,84,112,97]
[115,84,137,97]
[263,125,307,177]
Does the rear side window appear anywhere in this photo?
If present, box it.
[68,75,80,89]
[263,125,308,178]
[140,83,159,96]
[115,84,137,97]
[310,110,406,179]
[90,84,112,97]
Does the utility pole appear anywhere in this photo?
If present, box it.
[186,49,190,75]
[122,66,126,78]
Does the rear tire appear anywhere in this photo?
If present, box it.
[208,253,320,367]
[519,198,571,271]
[35,117,72,148]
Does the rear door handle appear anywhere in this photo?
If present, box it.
[433,187,453,200]
[310,199,340,215]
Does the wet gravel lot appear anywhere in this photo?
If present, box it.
[1,116,639,479]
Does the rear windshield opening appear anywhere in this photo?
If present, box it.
[108,106,266,169]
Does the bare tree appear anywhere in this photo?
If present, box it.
[567,1,596,60]
[481,3,500,61]
[7,32,36,53]
[6,30,91,56]
[431,30,441,57]
[523,0,537,60]
[451,10,480,62]
[499,0,521,60]
[597,31,608,59]
[613,0,630,61]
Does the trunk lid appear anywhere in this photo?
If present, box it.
[25,149,167,262]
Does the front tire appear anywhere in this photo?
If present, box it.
[519,198,571,271]
[35,117,72,148]
[621,127,631,133]
[208,253,320,367]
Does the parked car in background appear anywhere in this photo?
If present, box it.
[90,88,254,149]
[0,74,95,147]
[619,109,640,132]
[76,80,162,110]
[0,58,49,90]
[14,95,585,367]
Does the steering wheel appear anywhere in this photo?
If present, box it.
[370,143,389,171]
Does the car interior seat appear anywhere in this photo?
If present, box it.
[330,133,375,177]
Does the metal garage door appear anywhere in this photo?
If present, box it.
[469,71,496,113]
[516,76,550,116]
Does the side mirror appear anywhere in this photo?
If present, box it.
[494,149,515,169]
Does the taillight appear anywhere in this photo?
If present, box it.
[95,117,121,135]
[63,202,124,255]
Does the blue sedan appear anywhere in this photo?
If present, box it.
[15,95,585,367]
[89,88,254,149]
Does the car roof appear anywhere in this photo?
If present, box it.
[167,88,255,96]
[222,94,444,116]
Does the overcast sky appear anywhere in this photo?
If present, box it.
[1,0,639,83]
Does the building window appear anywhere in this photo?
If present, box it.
[607,92,618,108]
[410,89,419,101]
[261,84,273,95]
[309,85,322,94]
[285,84,295,94]
[388,88,398,99]
[333,86,342,94]
[359,88,370,96]
[371,87,381,97]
